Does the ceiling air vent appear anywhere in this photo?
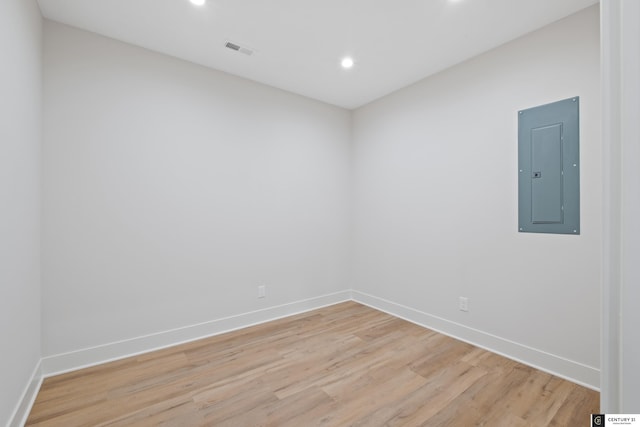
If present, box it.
[225,41,254,56]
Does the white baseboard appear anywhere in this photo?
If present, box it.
[351,290,600,391]
[41,290,352,377]
[14,288,598,426]
[8,359,42,427]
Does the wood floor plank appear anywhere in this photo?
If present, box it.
[360,361,489,426]
[26,301,598,426]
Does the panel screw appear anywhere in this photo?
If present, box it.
[573,98,577,102]
[573,164,577,167]
[574,230,578,233]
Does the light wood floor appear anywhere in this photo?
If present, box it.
[26,302,598,426]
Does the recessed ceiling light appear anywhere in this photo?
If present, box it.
[190,0,206,6]
[341,57,354,69]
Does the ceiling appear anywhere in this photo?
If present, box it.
[37,0,598,109]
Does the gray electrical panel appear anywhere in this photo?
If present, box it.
[518,97,580,235]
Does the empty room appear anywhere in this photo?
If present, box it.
[2,0,639,426]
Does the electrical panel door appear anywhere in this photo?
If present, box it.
[518,97,580,234]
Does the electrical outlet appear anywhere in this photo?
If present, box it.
[258,285,266,299]
[459,297,469,312]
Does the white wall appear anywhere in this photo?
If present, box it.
[352,6,601,387]
[0,0,42,425]
[42,22,351,360]
[39,4,604,394]
[602,0,640,412]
